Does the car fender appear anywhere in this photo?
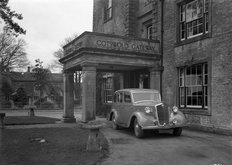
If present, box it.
[109,109,119,121]
[127,112,151,127]
[170,111,187,126]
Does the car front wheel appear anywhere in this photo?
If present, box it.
[134,118,144,138]
[173,127,182,136]
[112,114,120,130]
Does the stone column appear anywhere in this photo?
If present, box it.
[81,64,97,122]
[150,68,161,91]
[62,71,76,123]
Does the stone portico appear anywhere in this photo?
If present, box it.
[59,32,160,122]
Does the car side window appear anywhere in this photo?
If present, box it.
[115,93,119,103]
[114,92,123,103]
[124,93,131,103]
[114,93,117,103]
[119,92,123,103]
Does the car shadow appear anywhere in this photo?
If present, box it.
[144,130,176,139]
[115,127,177,140]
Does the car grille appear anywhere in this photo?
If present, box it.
[156,104,169,125]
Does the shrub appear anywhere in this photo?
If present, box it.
[12,88,28,108]
[40,101,55,109]
[34,97,46,107]
[1,100,12,108]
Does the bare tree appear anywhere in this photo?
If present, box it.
[32,59,51,89]
[0,0,26,35]
[52,33,83,103]
[32,59,51,107]
[51,33,79,72]
[0,28,29,72]
[50,48,64,72]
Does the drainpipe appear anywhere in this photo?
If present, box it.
[160,0,164,99]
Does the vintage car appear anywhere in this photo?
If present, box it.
[109,89,187,138]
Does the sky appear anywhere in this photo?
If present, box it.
[8,0,93,72]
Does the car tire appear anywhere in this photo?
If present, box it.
[173,127,182,136]
[134,118,144,138]
[112,114,120,130]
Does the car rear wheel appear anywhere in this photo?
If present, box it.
[112,114,120,130]
[134,118,144,138]
[173,127,182,136]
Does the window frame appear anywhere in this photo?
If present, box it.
[104,0,113,23]
[146,24,153,40]
[176,0,211,45]
[178,63,208,110]
[102,74,113,104]
[5,95,10,101]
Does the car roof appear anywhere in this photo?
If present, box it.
[115,88,160,93]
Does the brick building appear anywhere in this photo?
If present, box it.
[94,0,232,134]
[60,0,231,134]
[0,69,64,109]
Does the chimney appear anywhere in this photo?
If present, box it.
[27,66,31,72]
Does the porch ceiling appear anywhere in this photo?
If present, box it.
[60,32,160,71]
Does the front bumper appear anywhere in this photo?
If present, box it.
[141,123,187,130]
[139,113,187,130]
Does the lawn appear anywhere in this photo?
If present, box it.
[0,127,109,165]
[4,116,60,125]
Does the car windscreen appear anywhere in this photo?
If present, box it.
[132,92,160,102]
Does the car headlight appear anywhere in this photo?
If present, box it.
[172,119,177,124]
[145,107,152,114]
[172,106,178,113]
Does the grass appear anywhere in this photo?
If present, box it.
[4,116,60,125]
[0,127,109,165]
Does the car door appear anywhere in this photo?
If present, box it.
[113,92,124,124]
[120,92,133,124]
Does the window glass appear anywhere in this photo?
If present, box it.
[104,0,113,22]
[180,87,185,107]
[119,92,123,103]
[114,93,117,102]
[124,93,131,103]
[147,25,152,40]
[179,68,185,87]
[179,0,209,41]
[203,63,208,107]
[103,75,113,103]
[178,63,208,108]
[116,93,119,103]
[132,92,160,102]
[204,0,209,32]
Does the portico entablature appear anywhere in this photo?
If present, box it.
[60,32,160,72]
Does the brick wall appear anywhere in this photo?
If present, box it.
[162,0,232,134]
[93,0,129,36]
[162,0,178,107]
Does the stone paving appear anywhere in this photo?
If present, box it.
[100,126,232,165]
[1,110,231,165]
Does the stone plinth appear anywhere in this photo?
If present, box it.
[81,120,105,151]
